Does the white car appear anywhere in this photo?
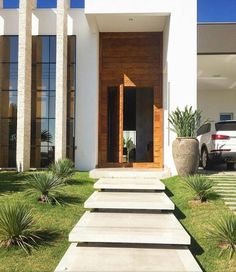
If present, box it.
[197,121,236,170]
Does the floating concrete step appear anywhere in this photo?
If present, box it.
[94,177,165,191]
[84,191,174,211]
[55,244,202,272]
[90,168,170,179]
[69,212,190,245]
[225,202,236,206]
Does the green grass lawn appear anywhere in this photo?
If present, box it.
[0,172,235,272]
[163,176,236,272]
[0,171,95,272]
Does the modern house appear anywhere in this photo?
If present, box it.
[0,0,235,175]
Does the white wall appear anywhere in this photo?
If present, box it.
[0,0,197,174]
[198,89,236,122]
[198,24,236,54]
[85,0,197,174]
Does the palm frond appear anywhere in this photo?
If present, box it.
[184,175,214,202]
[0,202,40,254]
[49,159,74,181]
[208,214,236,259]
[26,172,65,204]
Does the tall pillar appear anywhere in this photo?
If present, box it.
[16,0,35,172]
[0,1,3,9]
[55,0,68,161]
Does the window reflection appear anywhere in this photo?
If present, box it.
[31,36,75,167]
[0,36,18,167]
[31,36,56,168]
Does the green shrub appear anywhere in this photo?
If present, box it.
[184,175,214,202]
[168,106,201,137]
[0,202,39,254]
[49,158,74,181]
[208,214,236,259]
[26,172,65,204]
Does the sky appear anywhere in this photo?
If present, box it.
[3,0,236,23]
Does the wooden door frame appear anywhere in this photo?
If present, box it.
[98,32,163,169]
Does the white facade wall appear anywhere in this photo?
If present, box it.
[0,0,197,174]
[198,89,236,122]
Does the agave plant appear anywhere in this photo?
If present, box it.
[49,158,74,181]
[168,106,201,137]
[184,175,214,202]
[208,214,236,259]
[0,202,39,254]
[26,172,65,204]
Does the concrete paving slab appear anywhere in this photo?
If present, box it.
[94,177,165,190]
[84,191,175,211]
[90,168,171,179]
[69,212,190,245]
[55,244,202,272]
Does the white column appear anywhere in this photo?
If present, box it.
[0,1,3,9]
[16,0,35,172]
[55,0,68,161]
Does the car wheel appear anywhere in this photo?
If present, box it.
[201,148,212,170]
[227,163,235,171]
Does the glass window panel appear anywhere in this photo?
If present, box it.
[35,64,50,90]
[0,91,17,118]
[31,119,49,146]
[36,36,50,63]
[49,92,55,118]
[0,119,17,146]
[0,37,10,62]
[50,36,56,63]
[0,63,18,90]
[49,64,56,90]
[10,37,19,63]
[36,92,49,118]
[48,119,55,146]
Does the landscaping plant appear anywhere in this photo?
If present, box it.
[26,172,65,204]
[49,158,74,181]
[208,214,236,259]
[184,174,214,202]
[168,106,201,137]
[0,202,39,254]
[123,137,135,163]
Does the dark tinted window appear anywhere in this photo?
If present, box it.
[197,123,211,136]
[0,36,18,167]
[215,122,236,131]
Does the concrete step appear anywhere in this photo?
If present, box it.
[222,197,236,201]
[89,168,170,179]
[94,177,165,191]
[55,244,202,272]
[225,202,236,206]
[69,212,190,245]
[84,191,175,211]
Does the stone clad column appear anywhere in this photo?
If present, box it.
[55,0,68,161]
[16,0,35,172]
[0,1,3,9]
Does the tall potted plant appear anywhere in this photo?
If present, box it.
[169,106,201,176]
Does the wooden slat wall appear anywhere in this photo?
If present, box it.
[99,32,163,168]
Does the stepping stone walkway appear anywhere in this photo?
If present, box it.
[55,177,202,272]
[208,175,236,215]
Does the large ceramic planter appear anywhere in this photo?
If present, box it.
[172,137,199,176]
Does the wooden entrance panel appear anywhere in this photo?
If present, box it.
[99,33,163,168]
